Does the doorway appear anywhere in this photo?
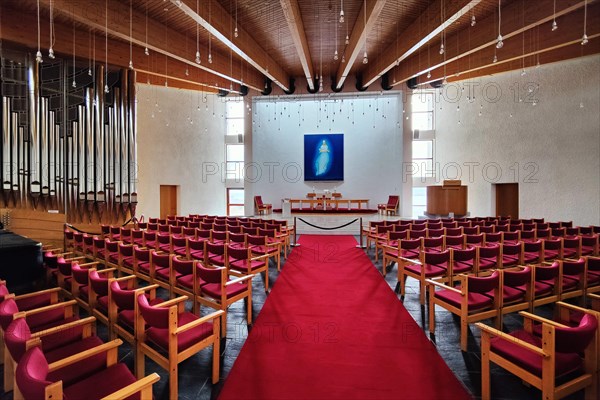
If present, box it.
[494,183,519,218]
[160,185,178,219]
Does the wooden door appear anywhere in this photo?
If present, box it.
[160,185,178,219]
[495,183,518,219]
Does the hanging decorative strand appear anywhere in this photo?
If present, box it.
[195,0,201,63]
[128,0,133,69]
[339,0,344,23]
[164,6,168,86]
[72,21,76,87]
[581,0,589,45]
[208,0,213,64]
[471,6,476,26]
[49,0,55,58]
[439,0,445,54]
[496,0,504,48]
[104,0,109,93]
[319,6,323,91]
[144,0,149,55]
[551,0,558,31]
[362,0,368,64]
[334,3,339,60]
[345,7,349,45]
[36,0,43,63]
[88,29,92,75]
[234,0,239,38]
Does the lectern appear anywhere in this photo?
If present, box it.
[426,180,468,216]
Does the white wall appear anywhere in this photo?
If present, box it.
[434,55,600,226]
[249,93,404,211]
[136,84,227,217]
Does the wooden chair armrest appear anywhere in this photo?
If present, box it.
[475,323,547,356]
[76,261,101,268]
[95,268,118,275]
[48,339,123,372]
[113,275,137,283]
[100,373,160,400]
[64,256,87,262]
[425,279,460,293]
[399,256,421,265]
[555,301,598,315]
[18,300,77,317]
[381,244,397,251]
[518,311,569,328]
[250,254,269,262]
[14,287,62,300]
[30,317,96,339]
[156,296,188,308]
[175,310,225,335]
[225,275,255,286]
[588,293,600,300]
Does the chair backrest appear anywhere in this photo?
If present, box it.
[523,240,542,252]
[479,244,500,258]
[205,241,226,256]
[134,246,150,262]
[562,258,586,276]
[534,262,559,282]
[485,232,502,243]
[0,298,19,330]
[172,257,194,276]
[503,266,531,287]
[227,246,250,261]
[466,233,484,245]
[554,314,598,353]
[110,280,137,310]
[15,347,52,400]
[72,263,91,285]
[151,251,171,269]
[255,196,264,207]
[89,270,109,297]
[197,264,224,284]
[452,247,476,262]
[423,249,450,265]
[4,317,32,363]
[137,294,169,329]
[387,195,399,207]
[502,242,523,256]
[57,257,74,276]
[468,271,500,293]
[400,238,422,251]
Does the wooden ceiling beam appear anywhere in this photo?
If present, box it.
[334,0,387,90]
[0,4,224,94]
[412,5,600,87]
[35,0,264,92]
[174,0,290,92]
[360,0,481,89]
[393,0,590,85]
[280,0,315,90]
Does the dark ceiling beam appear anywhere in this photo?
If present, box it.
[35,0,264,92]
[280,0,315,91]
[393,0,590,85]
[173,0,290,92]
[334,0,387,90]
[360,0,481,89]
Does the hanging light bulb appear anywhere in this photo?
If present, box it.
[104,84,109,93]
[551,0,558,31]
[36,51,43,63]
[208,53,213,64]
[493,54,498,63]
[185,67,189,76]
[72,79,76,88]
[427,71,431,79]
[333,50,339,61]
[49,48,55,59]
[496,34,504,49]
[319,79,324,92]
[339,9,344,23]
[362,51,368,64]
[195,51,201,64]
[144,47,150,56]
[88,68,92,76]
[552,20,558,31]
[234,27,239,38]
[580,102,585,108]
[128,60,134,70]
[581,34,589,45]
[471,15,476,26]
[442,76,448,85]
[521,69,526,76]
[439,43,445,54]
[341,54,345,63]
[345,34,349,45]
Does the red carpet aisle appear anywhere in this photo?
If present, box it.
[219,235,472,400]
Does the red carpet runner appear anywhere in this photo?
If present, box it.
[219,235,472,399]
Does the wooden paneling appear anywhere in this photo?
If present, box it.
[160,185,178,220]
[427,185,468,216]
[7,208,65,247]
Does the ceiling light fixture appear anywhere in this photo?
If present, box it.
[48,0,55,59]
[195,0,201,63]
[581,0,589,45]
[36,0,42,63]
[128,0,133,69]
[234,0,239,37]
[439,0,445,54]
[551,0,558,31]
[72,21,76,87]
[144,1,149,55]
[208,1,213,63]
[496,0,503,49]
[362,0,368,64]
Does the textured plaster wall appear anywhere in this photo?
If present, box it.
[136,84,227,217]
[434,55,600,225]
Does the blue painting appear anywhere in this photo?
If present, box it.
[304,134,344,181]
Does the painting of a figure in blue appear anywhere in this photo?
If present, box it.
[304,134,344,181]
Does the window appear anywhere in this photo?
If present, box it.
[225,98,245,181]
[412,140,434,178]
[226,98,245,136]
[411,92,434,131]
[227,188,245,216]
[225,144,244,181]
[412,187,427,219]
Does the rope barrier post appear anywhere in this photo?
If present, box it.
[291,216,300,247]
[356,217,366,249]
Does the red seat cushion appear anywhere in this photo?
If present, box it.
[405,263,447,278]
[544,250,560,260]
[146,312,213,353]
[176,275,207,290]
[174,247,187,257]
[15,293,53,310]
[434,289,493,311]
[208,255,226,266]
[154,267,171,281]
[562,249,577,258]
[62,363,138,400]
[29,317,82,351]
[523,252,541,264]
[230,259,266,272]
[478,257,497,271]
[452,260,474,274]
[502,255,520,267]
[490,330,583,378]
[137,262,150,273]
[46,336,106,386]
[202,282,247,299]
[534,281,554,297]
[490,286,526,304]
[121,256,134,268]
[26,307,75,332]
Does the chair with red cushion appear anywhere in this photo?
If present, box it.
[477,309,598,400]
[70,261,100,313]
[156,233,172,253]
[445,227,463,237]
[463,226,480,235]
[247,234,281,272]
[552,227,567,238]
[149,251,172,293]
[531,261,561,312]
[382,237,422,277]
[581,235,599,257]
[131,229,145,247]
[16,343,159,400]
[204,241,227,269]
[500,242,524,269]
[523,240,543,264]
[88,268,121,326]
[197,262,253,336]
[543,237,563,263]
[520,229,536,243]
[450,247,477,276]
[477,244,501,275]
[562,236,582,260]
[81,234,96,259]
[171,235,189,258]
[426,222,443,230]
[466,233,484,247]
[479,225,495,234]
[4,316,101,394]
[135,294,223,399]
[502,231,520,244]
[408,229,427,240]
[210,229,229,245]
[485,232,503,245]
[445,234,466,251]
[366,224,393,254]
[377,195,399,215]
[254,195,272,215]
[498,266,532,327]
[587,256,600,297]
[428,271,501,351]
[117,242,135,276]
[375,230,408,262]
[560,258,586,302]
[133,246,152,283]
[92,237,106,265]
[143,230,158,250]
[226,245,270,293]
[423,236,444,253]
[104,239,120,270]
[401,250,452,305]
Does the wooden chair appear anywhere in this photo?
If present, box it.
[135,294,223,399]
[381,237,422,277]
[428,271,501,351]
[254,195,272,215]
[377,195,399,215]
[477,305,598,400]
[16,343,159,400]
[226,245,270,292]
[401,249,452,305]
